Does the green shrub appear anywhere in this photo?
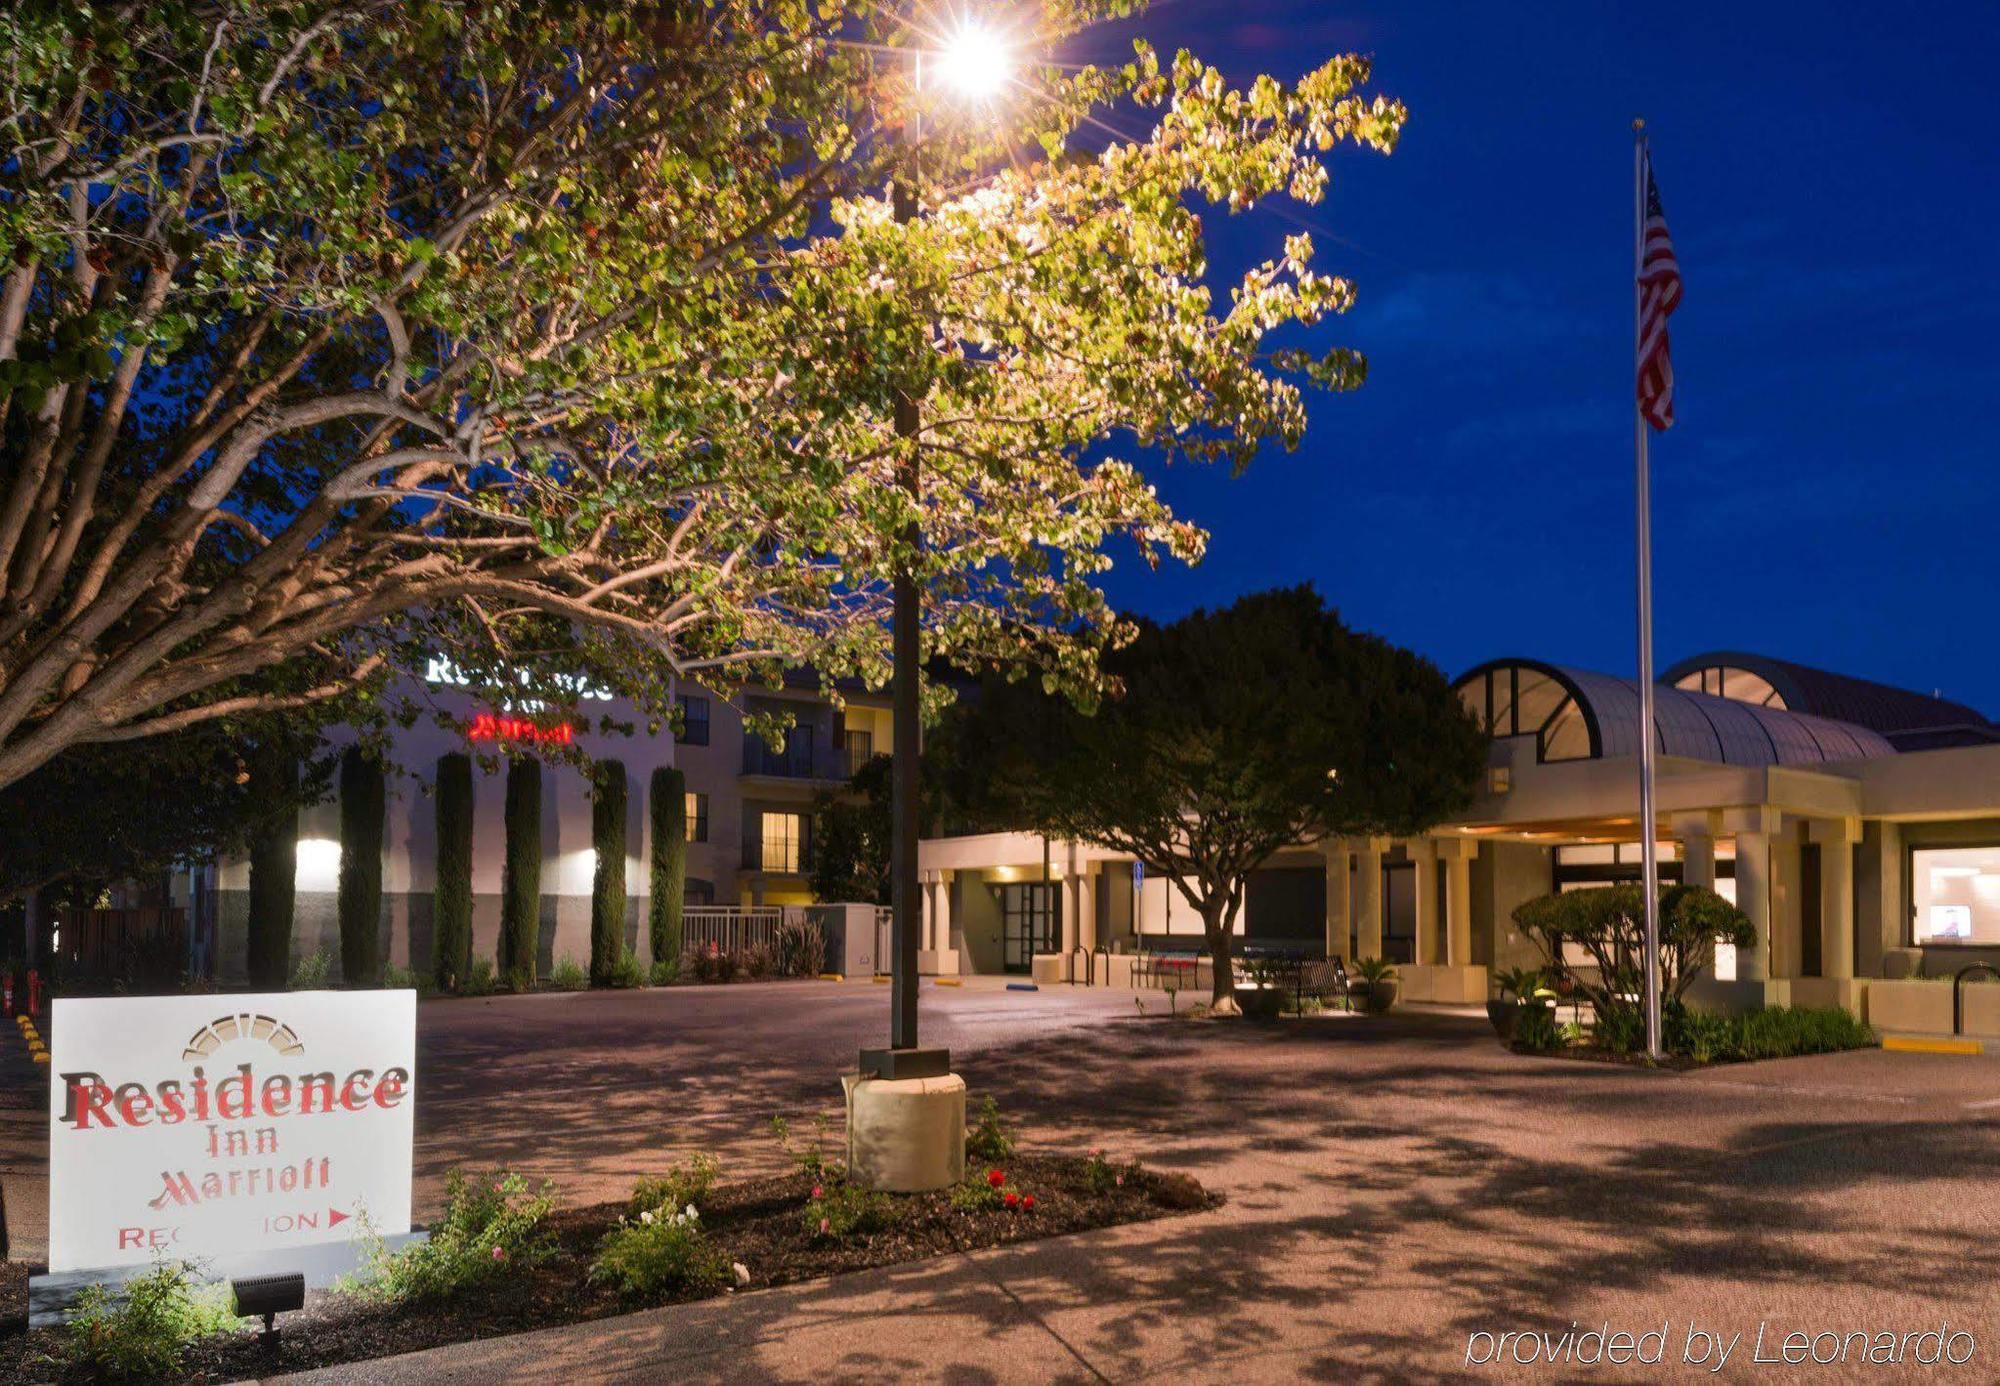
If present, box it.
[384,963,437,998]
[591,760,628,985]
[289,947,332,991]
[965,1096,1016,1164]
[353,1169,554,1304]
[590,1204,729,1301]
[1593,1004,1645,1055]
[649,767,686,980]
[433,753,475,992]
[629,1153,720,1218]
[774,916,826,977]
[1512,1001,1562,1052]
[500,757,542,990]
[246,748,298,990]
[650,957,681,986]
[606,954,648,989]
[770,1114,830,1178]
[548,955,588,991]
[1666,1004,1736,1064]
[462,956,498,997]
[56,1261,241,1378]
[1083,1148,1136,1195]
[338,747,387,987]
[1735,1005,1874,1059]
[803,1179,890,1241]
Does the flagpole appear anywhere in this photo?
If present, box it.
[1633,119,1664,1061]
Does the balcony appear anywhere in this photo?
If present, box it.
[741,737,818,779]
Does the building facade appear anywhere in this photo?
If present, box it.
[916,650,2000,1033]
[191,667,890,983]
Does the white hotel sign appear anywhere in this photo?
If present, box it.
[48,991,415,1274]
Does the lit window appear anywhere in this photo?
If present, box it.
[1542,699,1591,761]
[760,812,803,873]
[1912,846,2000,944]
[684,791,709,843]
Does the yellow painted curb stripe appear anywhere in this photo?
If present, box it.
[933,978,963,987]
[1883,1036,1983,1055]
[817,973,845,983]
[871,974,892,984]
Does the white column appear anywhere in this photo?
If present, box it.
[1323,837,1351,962]
[1674,812,1717,891]
[1411,839,1439,965]
[1355,836,1389,962]
[1076,868,1098,952]
[1437,838,1477,965]
[1724,808,1775,984]
[1812,817,1858,980]
[936,871,954,955]
[920,875,937,952]
[1868,821,1900,977]
[1772,826,1802,980]
[1059,847,1079,956]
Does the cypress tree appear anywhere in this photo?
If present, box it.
[336,747,386,987]
[590,760,628,984]
[433,753,474,991]
[501,756,542,989]
[649,766,686,979]
[245,748,298,989]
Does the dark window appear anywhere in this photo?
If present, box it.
[675,695,709,745]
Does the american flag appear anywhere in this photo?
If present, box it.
[1636,149,1682,431]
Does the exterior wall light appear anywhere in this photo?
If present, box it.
[1488,766,1512,795]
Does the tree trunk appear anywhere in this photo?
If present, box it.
[1202,899,1238,1012]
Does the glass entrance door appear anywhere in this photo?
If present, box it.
[1000,883,1060,974]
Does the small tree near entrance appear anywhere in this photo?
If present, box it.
[942,587,1485,1012]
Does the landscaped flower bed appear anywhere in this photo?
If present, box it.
[0,1145,1214,1383]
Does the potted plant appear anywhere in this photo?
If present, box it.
[1353,956,1399,1013]
[1233,956,1283,1019]
[1488,967,1544,1041]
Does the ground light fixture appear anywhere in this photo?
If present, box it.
[231,1272,305,1347]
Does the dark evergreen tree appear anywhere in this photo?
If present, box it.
[336,747,386,986]
[649,766,687,979]
[591,760,628,984]
[501,757,542,989]
[433,753,474,991]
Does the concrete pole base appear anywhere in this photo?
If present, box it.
[842,1071,966,1192]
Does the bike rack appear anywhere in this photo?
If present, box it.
[1954,963,2000,1036]
[1067,947,1095,986]
[1092,947,1110,987]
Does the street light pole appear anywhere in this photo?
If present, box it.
[861,51,947,1080]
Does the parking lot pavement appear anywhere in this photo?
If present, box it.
[265,992,2000,1383]
[10,984,2000,1381]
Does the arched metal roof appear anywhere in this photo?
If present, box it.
[1662,650,1999,750]
[1456,658,1897,767]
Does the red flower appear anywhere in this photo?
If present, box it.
[811,1185,823,1199]
[1003,1191,1020,1208]
[987,1169,1005,1188]
[1022,1195,1035,1211]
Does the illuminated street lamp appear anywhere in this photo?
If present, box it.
[865,20,1013,1084]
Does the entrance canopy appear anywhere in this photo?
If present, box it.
[1456,658,1896,768]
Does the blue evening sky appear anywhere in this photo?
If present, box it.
[1074,2,2000,712]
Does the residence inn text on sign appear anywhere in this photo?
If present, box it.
[48,990,416,1274]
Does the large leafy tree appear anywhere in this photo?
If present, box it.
[942,587,1486,1008]
[0,1,1403,791]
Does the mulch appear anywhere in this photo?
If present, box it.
[0,1153,1217,1383]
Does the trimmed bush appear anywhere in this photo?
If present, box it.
[500,757,542,990]
[337,747,386,987]
[354,1169,553,1304]
[549,955,589,991]
[58,1260,240,1378]
[591,760,628,986]
[433,753,474,992]
[590,1204,728,1302]
[649,767,687,978]
[245,749,298,990]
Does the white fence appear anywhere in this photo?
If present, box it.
[683,906,784,956]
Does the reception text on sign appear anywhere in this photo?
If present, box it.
[48,990,416,1274]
